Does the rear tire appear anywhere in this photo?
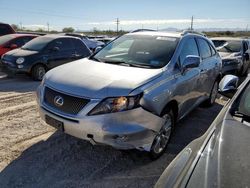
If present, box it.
[239,60,249,77]
[31,64,46,81]
[149,109,174,160]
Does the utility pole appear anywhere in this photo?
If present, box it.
[47,22,50,32]
[246,24,248,32]
[190,16,194,30]
[20,22,23,31]
[116,18,119,35]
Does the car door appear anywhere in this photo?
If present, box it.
[72,38,91,60]
[196,38,217,98]
[175,37,202,117]
[46,38,74,68]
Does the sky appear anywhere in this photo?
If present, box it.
[0,0,250,31]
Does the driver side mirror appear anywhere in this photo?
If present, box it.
[182,55,201,74]
[218,75,239,98]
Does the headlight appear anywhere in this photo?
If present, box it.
[88,93,142,116]
[16,57,25,64]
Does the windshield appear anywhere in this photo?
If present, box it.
[212,40,241,53]
[93,34,179,68]
[231,82,250,122]
[0,34,14,45]
[21,36,53,51]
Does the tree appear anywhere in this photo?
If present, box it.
[35,28,45,32]
[62,27,75,33]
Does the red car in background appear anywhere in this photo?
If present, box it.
[0,34,38,56]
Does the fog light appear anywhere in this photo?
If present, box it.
[17,65,24,69]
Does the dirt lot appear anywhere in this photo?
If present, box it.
[0,73,226,188]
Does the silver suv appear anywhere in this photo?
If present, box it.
[37,31,222,158]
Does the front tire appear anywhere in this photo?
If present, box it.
[150,109,174,159]
[31,64,46,81]
[202,80,218,107]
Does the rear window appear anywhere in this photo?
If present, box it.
[212,40,241,53]
[73,39,91,55]
[212,40,226,48]
[0,24,14,36]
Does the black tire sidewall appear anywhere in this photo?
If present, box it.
[149,109,174,160]
[32,65,45,81]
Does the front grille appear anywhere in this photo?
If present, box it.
[44,87,90,115]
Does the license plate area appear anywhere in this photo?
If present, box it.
[45,115,64,131]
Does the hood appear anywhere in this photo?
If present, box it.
[5,48,39,57]
[187,112,250,188]
[219,51,241,60]
[45,58,163,99]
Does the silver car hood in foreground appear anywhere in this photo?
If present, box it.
[44,58,163,99]
[186,112,250,188]
[219,52,240,59]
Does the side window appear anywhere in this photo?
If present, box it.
[0,25,14,35]
[209,44,217,56]
[197,39,212,59]
[10,38,25,47]
[50,38,74,51]
[180,38,199,64]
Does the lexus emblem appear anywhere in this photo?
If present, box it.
[54,96,64,107]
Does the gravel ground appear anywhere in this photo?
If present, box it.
[0,73,226,188]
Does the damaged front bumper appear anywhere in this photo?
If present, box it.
[38,97,165,152]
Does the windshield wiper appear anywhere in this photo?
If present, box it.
[232,111,250,122]
[128,63,160,69]
[103,60,160,68]
[103,60,131,66]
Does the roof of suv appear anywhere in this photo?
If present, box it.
[126,30,206,38]
[127,31,182,38]
[40,34,81,40]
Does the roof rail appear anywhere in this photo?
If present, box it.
[130,29,156,33]
[181,30,207,37]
